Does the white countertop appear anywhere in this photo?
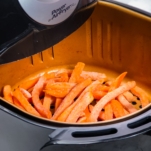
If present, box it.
[113,0,151,13]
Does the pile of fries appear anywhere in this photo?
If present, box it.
[1,62,150,123]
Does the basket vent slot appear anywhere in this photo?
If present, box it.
[128,116,151,129]
[72,128,117,138]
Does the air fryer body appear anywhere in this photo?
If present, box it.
[1,1,151,151]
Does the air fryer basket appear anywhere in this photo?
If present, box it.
[0,1,151,146]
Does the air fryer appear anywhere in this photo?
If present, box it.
[1,1,151,151]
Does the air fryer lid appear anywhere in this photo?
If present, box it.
[0,0,97,64]
[1,0,151,147]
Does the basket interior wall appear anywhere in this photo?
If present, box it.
[0,1,151,92]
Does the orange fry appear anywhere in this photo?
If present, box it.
[32,76,52,118]
[131,86,150,107]
[3,85,13,103]
[19,76,39,90]
[88,81,136,122]
[69,62,85,83]
[52,78,92,120]
[43,94,53,112]
[109,72,127,91]
[111,100,126,118]
[13,97,25,110]
[84,105,93,116]
[77,116,87,123]
[44,82,76,98]
[58,81,99,121]
[117,94,137,113]
[19,88,32,103]
[66,91,94,123]
[104,103,113,120]
[98,111,105,121]
[81,71,106,81]
[55,72,69,82]
[55,98,63,111]
[13,88,41,117]
[123,91,136,102]
[57,102,75,122]
[92,90,107,99]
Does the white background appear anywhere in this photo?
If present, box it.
[113,0,151,13]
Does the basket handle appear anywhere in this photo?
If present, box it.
[40,107,151,149]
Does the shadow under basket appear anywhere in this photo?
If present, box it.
[0,1,151,146]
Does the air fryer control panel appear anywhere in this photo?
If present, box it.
[18,0,79,25]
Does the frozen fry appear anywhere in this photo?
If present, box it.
[131,86,150,107]
[13,88,41,117]
[66,91,94,123]
[57,102,75,122]
[20,88,32,103]
[44,82,76,98]
[13,97,25,110]
[77,116,87,123]
[43,94,53,111]
[69,62,85,83]
[111,100,126,118]
[52,78,92,120]
[32,76,52,118]
[19,76,39,90]
[81,71,106,81]
[55,98,63,111]
[99,111,105,121]
[104,103,113,120]
[117,94,137,113]
[88,81,136,122]
[109,72,127,91]
[3,85,13,103]
[55,72,69,82]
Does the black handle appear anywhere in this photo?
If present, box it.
[42,106,151,146]
[0,26,34,64]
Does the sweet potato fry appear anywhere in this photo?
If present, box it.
[66,91,94,123]
[19,88,32,103]
[55,98,63,111]
[87,81,136,122]
[3,85,13,103]
[55,72,69,82]
[117,94,137,113]
[59,80,100,121]
[104,103,113,120]
[75,80,101,103]
[77,116,87,123]
[123,91,136,102]
[13,88,41,117]
[98,111,105,121]
[92,84,109,99]
[92,90,107,99]
[44,72,56,80]
[124,108,129,115]
[13,97,25,110]
[131,86,150,107]
[19,76,40,90]
[111,100,126,118]
[32,76,52,118]
[44,82,76,98]
[43,94,53,112]
[81,71,106,81]
[109,72,127,91]
[69,62,85,83]
[57,102,75,122]
[51,78,92,120]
